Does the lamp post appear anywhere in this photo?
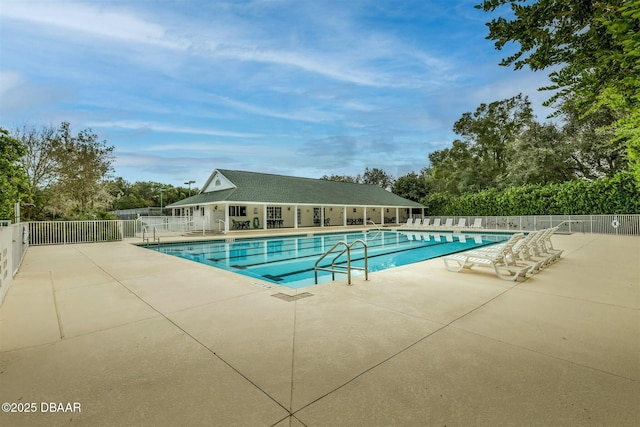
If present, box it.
[184,180,195,197]
[158,187,166,215]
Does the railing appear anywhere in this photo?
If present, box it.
[314,239,369,285]
[13,214,640,247]
[0,222,29,305]
[27,220,139,245]
[421,214,640,236]
[137,216,195,233]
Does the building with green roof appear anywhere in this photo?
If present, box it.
[167,169,425,232]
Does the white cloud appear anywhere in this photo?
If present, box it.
[88,120,262,138]
[0,70,22,94]
[0,0,186,50]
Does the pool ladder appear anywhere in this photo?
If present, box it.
[142,226,160,244]
[314,239,369,285]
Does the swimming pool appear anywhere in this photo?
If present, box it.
[144,230,511,288]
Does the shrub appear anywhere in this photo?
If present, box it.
[421,172,640,215]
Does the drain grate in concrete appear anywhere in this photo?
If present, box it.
[271,292,314,302]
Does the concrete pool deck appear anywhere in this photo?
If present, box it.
[0,231,638,426]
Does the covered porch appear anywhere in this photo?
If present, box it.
[172,203,426,233]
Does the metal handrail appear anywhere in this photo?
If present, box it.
[314,239,368,285]
[142,226,160,244]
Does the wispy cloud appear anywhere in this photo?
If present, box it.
[1,0,453,89]
[0,0,185,49]
[88,120,262,138]
[1,0,557,185]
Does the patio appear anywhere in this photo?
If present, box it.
[0,232,638,426]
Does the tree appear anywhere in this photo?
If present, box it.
[453,93,534,183]
[505,122,574,185]
[561,103,627,179]
[320,168,394,188]
[0,129,28,220]
[50,122,115,217]
[361,167,395,189]
[11,122,115,219]
[320,174,361,183]
[424,140,477,195]
[425,95,535,194]
[12,124,59,219]
[107,179,199,210]
[392,170,429,202]
[477,0,640,179]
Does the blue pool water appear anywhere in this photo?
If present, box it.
[144,230,510,288]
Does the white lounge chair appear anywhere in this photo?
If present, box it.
[533,227,563,264]
[414,218,422,227]
[431,218,441,228]
[454,218,466,228]
[402,218,414,227]
[442,218,453,228]
[421,218,431,228]
[469,230,546,274]
[443,233,532,281]
[470,218,483,229]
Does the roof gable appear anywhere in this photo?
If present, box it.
[201,170,236,193]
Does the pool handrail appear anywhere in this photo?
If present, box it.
[314,239,369,285]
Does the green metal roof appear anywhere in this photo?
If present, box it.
[167,169,424,208]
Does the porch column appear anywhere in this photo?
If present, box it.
[343,206,347,227]
[320,206,325,227]
[380,208,384,225]
[294,205,298,229]
[395,207,399,225]
[363,207,367,226]
[263,204,268,230]
[224,204,229,233]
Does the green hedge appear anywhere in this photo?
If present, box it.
[421,172,640,215]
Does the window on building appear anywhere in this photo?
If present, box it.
[229,205,247,216]
[267,206,282,219]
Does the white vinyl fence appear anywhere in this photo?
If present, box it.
[423,214,640,236]
[21,214,640,247]
[0,222,29,305]
[26,217,203,246]
[27,220,139,245]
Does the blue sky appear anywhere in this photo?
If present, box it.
[0,0,555,187]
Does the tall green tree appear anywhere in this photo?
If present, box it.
[11,122,115,219]
[426,94,535,194]
[13,124,59,219]
[50,122,115,217]
[392,170,429,202]
[561,103,627,179]
[361,167,395,189]
[477,0,640,180]
[453,93,534,181]
[0,129,28,221]
[505,121,574,185]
